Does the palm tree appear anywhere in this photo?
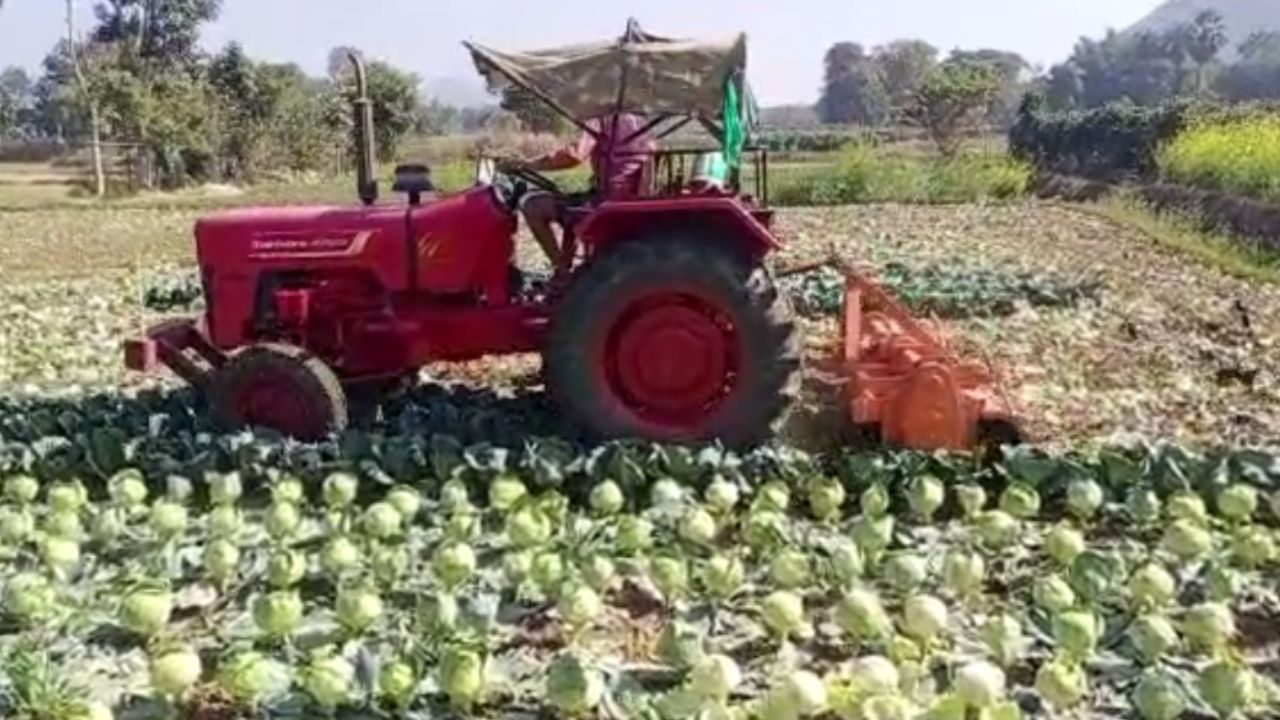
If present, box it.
[1186,10,1228,93]
[1154,29,1192,93]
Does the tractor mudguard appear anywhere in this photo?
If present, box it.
[574,197,780,260]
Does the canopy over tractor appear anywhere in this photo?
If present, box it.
[123,20,1020,454]
[466,21,751,124]
[465,19,764,197]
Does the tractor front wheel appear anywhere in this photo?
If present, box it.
[544,239,800,446]
[208,343,348,441]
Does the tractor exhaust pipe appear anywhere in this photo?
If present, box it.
[349,51,378,206]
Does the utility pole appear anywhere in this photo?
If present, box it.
[66,0,106,197]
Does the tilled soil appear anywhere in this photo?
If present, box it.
[2,202,1276,451]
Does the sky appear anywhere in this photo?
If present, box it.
[0,0,1165,106]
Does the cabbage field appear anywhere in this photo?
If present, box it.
[1,202,1279,720]
[2,441,1279,720]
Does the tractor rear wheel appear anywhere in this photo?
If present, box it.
[208,343,348,441]
[544,239,800,446]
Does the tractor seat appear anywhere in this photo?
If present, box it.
[687,151,729,194]
[393,164,436,205]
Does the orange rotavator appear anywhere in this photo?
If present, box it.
[123,20,1020,453]
[826,259,1020,452]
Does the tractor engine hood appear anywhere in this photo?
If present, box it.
[193,205,408,265]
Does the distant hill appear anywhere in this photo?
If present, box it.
[425,75,492,108]
[1128,0,1280,58]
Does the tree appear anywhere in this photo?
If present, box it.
[1215,31,1280,101]
[1044,63,1083,110]
[0,67,33,104]
[207,43,263,177]
[417,99,460,135]
[332,54,421,162]
[947,48,1028,125]
[0,93,14,138]
[207,45,342,179]
[1042,27,1198,110]
[906,60,998,156]
[817,42,889,125]
[91,0,222,70]
[1238,31,1280,63]
[948,49,1027,82]
[1151,28,1192,92]
[1184,10,1227,93]
[1214,61,1280,101]
[139,71,219,184]
[872,40,938,110]
[75,0,226,187]
[760,104,820,129]
[0,67,33,138]
[457,106,496,133]
[261,64,341,175]
[500,86,566,134]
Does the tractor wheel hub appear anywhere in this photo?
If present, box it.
[239,375,318,437]
[608,295,738,425]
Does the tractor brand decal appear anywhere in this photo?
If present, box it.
[250,231,374,260]
[417,233,448,263]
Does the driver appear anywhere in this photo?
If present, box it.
[503,113,656,266]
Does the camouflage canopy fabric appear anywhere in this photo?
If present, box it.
[464,27,748,121]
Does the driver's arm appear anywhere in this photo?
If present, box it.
[522,127,595,172]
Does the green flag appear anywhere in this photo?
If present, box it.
[722,77,744,169]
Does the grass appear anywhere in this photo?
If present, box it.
[1158,115,1280,204]
[0,161,591,282]
[1079,197,1280,285]
[770,144,1031,207]
[0,161,82,207]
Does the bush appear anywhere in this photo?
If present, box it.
[771,144,1029,206]
[1010,94,1280,182]
[929,154,1030,201]
[1009,96,1193,181]
[1158,116,1280,204]
[0,140,68,164]
[759,129,862,154]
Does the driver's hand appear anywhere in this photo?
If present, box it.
[496,157,528,172]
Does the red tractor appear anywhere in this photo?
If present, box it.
[125,22,1019,451]
[125,23,802,446]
